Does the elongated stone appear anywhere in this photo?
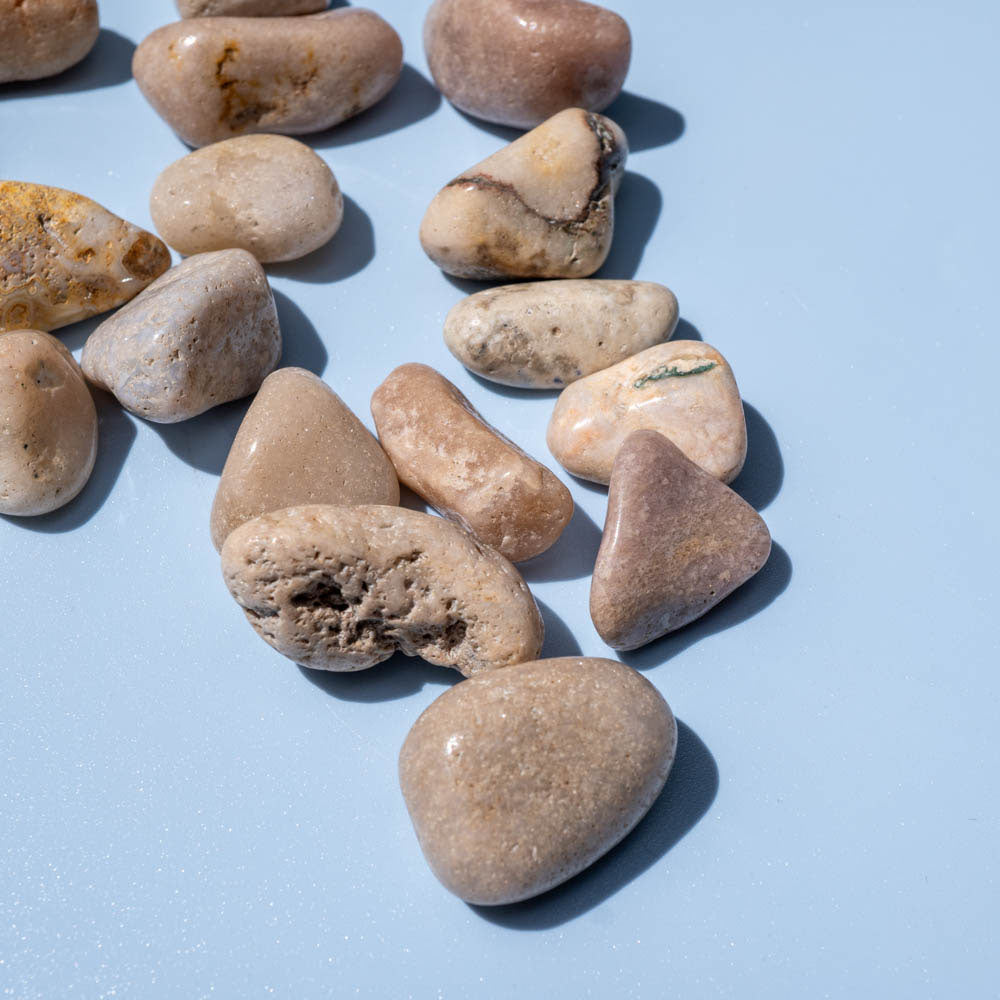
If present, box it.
[424,0,631,129]
[81,249,280,423]
[221,504,544,675]
[419,108,627,280]
[399,656,677,905]
[444,279,678,388]
[178,0,326,15]
[0,182,170,334]
[132,10,404,147]
[591,430,771,650]
[210,367,399,550]
[547,340,747,484]
[0,0,99,83]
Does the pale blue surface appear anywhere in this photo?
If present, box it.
[1,1,997,997]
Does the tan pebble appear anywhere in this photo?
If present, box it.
[150,135,343,263]
[177,0,326,16]
[81,249,280,423]
[221,504,544,675]
[547,340,747,484]
[419,108,627,280]
[444,279,678,388]
[133,10,404,147]
[371,363,573,563]
[399,656,677,905]
[424,0,630,129]
[210,367,399,551]
[0,181,170,334]
[0,0,99,83]
[0,330,97,516]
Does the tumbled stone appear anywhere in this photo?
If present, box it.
[444,279,678,388]
[210,367,399,550]
[0,181,170,334]
[81,249,280,423]
[371,363,572,562]
[591,430,771,650]
[399,656,676,905]
[0,330,97,516]
[0,0,99,83]
[133,10,404,147]
[221,504,544,675]
[424,0,630,129]
[547,340,746,484]
[419,108,627,280]
[178,0,326,16]
[150,135,343,263]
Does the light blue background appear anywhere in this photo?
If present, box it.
[2,1,997,997]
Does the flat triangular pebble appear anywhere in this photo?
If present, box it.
[419,108,627,280]
[590,429,771,650]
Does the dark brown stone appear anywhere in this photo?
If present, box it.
[590,429,771,650]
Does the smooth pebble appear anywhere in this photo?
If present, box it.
[177,0,327,16]
[0,0,99,83]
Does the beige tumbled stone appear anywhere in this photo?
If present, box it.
[399,656,677,905]
[371,363,573,563]
[132,10,404,147]
[424,0,631,129]
[0,330,97,516]
[444,279,678,388]
[419,108,628,280]
[0,0,99,83]
[210,367,399,551]
[0,181,171,334]
[178,0,326,16]
[81,249,280,423]
[150,135,343,263]
[547,340,747,485]
[221,504,544,675]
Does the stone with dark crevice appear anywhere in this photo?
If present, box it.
[419,108,628,280]
[590,429,772,651]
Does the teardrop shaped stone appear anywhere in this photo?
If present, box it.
[0,182,170,334]
[590,430,772,650]
[419,108,628,280]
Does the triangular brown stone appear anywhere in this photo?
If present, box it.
[590,429,771,650]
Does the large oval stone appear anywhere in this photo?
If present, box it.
[399,656,677,904]
[0,182,170,334]
[133,9,404,147]
[424,0,631,129]
[0,0,99,83]
[419,108,627,280]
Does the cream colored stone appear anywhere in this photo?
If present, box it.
[547,340,747,485]
[424,0,631,129]
[371,363,573,562]
[81,249,280,423]
[221,504,544,675]
[399,656,677,905]
[132,10,404,147]
[0,181,170,334]
[150,135,342,263]
[0,0,99,83]
[0,330,97,516]
[178,0,326,16]
[210,367,399,551]
[419,108,627,280]
[444,279,678,388]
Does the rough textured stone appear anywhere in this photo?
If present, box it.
[221,504,544,675]
[444,279,678,388]
[371,363,572,562]
[150,135,343,263]
[0,330,97,516]
[591,430,771,650]
[133,10,404,147]
[424,0,631,129]
[81,249,280,423]
[547,340,746,484]
[419,108,627,280]
[178,0,327,16]
[0,181,170,334]
[0,0,99,83]
[399,656,676,905]
[210,367,399,551]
